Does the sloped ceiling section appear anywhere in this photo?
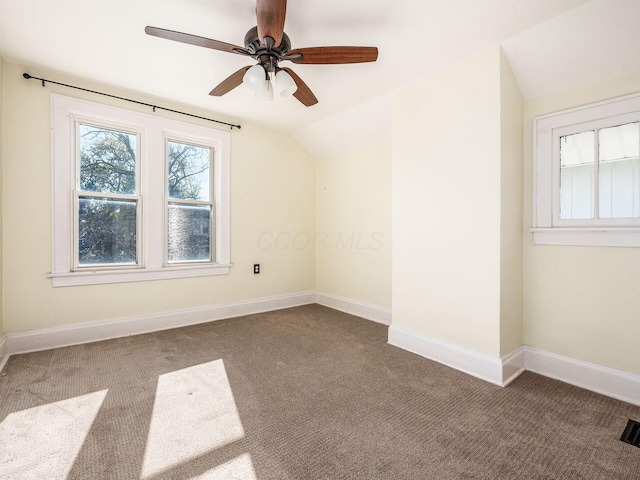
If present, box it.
[292,94,391,159]
[502,0,640,100]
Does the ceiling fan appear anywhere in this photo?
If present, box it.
[145,0,378,107]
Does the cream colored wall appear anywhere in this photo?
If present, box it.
[315,140,391,308]
[524,69,640,375]
[1,62,315,334]
[392,47,503,357]
[0,55,3,337]
[499,49,524,356]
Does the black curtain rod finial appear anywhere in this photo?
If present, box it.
[22,72,241,130]
[22,73,45,86]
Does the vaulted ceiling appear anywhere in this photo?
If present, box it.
[0,0,638,133]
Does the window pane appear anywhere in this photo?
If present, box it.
[599,122,640,219]
[79,125,137,195]
[168,204,211,262]
[78,197,137,265]
[167,141,211,201]
[560,131,595,220]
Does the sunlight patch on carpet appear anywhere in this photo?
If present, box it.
[141,359,247,478]
[0,389,108,480]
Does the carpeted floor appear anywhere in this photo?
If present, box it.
[0,304,638,479]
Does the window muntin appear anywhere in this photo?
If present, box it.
[75,123,141,268]
[166,140,214,264]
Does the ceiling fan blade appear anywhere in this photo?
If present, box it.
[286,46,378,64]
[210,66,251,96]
[256,0,287,48]
[145,26,250,56]
[282,68,318,107]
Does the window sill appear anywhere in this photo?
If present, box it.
[531,227,640,247]
[48,264,232,287]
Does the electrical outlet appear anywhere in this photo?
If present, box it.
[253,264,260,274]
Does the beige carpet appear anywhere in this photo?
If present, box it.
[0,304,638,479]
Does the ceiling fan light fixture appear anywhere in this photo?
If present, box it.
[275,69,297,97]
[243,64,267,93]
[255,78,274,101]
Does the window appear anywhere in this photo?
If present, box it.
[533,93,640,247]
[76,123,141,268]
[166,140,214,263]
[50,95,230,286]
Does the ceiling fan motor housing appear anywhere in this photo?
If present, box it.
[244,26,291,69]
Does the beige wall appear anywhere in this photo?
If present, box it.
[1,61,316,334]
[392,47,503,357]
[499,49,524,356]
[392,46,526,359]
[0,55,3,337]
[523,69,640,375]
[315,140,391,308]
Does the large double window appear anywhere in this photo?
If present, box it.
[533,93,640,247]
[51,95,230,286]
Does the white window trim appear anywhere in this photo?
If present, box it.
[49,94,231,286]
[532,92,640,247]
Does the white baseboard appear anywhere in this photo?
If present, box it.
[502,347,526,387]
[6,291,316,355]
[315,292,391,325]
[524,346,640,407]
[387,325,639,405]
[4,291,639,407]
[0,334,8,373]
[387,324,522,387]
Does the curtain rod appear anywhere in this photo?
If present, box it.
[23,73,241,130]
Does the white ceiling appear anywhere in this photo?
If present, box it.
[0,0,638,134]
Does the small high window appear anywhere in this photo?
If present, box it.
[558,122,639,222]
[533,93,640,247]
